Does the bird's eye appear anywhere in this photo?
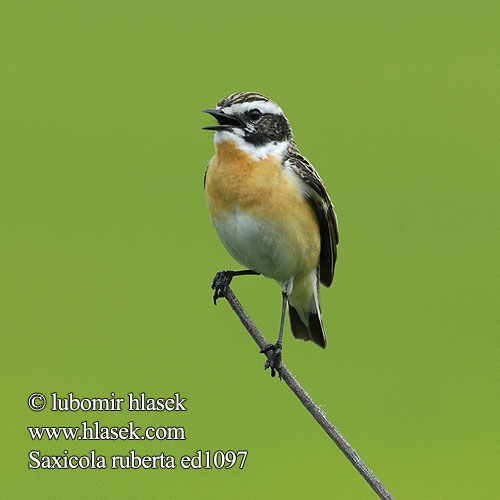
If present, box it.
[248,108,262,121]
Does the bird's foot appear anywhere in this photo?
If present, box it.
[211,270,235,305]
[260,341,283,379]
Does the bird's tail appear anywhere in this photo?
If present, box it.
[288,270,326,349]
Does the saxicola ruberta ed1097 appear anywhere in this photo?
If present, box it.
[203,92,339,376]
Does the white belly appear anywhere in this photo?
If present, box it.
[212,208,297,284]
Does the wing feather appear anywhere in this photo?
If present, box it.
[285,150,339,287]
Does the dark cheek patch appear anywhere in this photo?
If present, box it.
[245,115,291,146]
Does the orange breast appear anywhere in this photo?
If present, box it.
[205,140,321,278]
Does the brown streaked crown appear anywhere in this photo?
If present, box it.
[217,92,271,109]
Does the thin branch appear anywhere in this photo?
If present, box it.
[216,282,395,500]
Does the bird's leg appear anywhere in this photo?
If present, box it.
[261,291,288,378]
[211,270,260,305]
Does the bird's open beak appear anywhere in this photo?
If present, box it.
[202,109,243,130]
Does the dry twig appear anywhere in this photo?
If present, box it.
[213,278,395,500]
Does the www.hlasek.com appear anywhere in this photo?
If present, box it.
[27,391,248,470]
[28,420,186,441]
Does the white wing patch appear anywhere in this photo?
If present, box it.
[283,159,317,199]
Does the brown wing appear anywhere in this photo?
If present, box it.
[285,150,339,287]
[203,159,212,188]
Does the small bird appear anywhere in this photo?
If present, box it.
[203,92,339,375]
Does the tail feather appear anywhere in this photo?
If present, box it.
[288,271,327,349]
[289,305,326,349]
[288,305,309,340]
[308,312,327,348]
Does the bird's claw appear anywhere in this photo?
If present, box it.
[211,271,234,305]
[260,342,283,379]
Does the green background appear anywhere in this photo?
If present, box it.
[2,1,498,498]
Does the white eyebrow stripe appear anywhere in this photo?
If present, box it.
[219,101,283,116]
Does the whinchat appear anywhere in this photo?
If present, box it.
[203,92,339,376]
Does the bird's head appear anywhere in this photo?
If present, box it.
[203,92,293,158]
